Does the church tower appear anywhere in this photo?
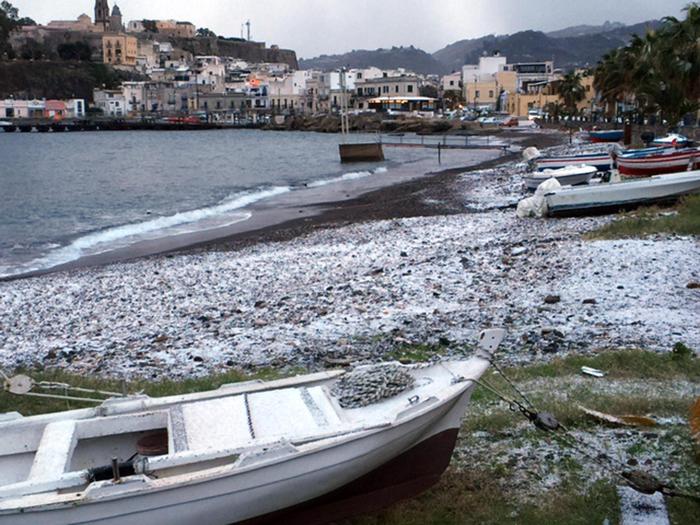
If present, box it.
[110,4,123,32]
[94,0,110,31]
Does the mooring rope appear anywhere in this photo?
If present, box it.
[475,360,700,502]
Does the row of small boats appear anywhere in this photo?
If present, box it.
[519,134,700,217]
[587,130,690,147]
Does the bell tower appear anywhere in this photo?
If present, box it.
[95,0,110,31]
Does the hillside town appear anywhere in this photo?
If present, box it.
[0,0,614,126]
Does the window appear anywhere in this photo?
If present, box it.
[489,90,494,98]
[357,72,362,79]
[407,85,413,93]
[383,86,389,94]
[395,85,399,93]
[357,87,363,96]
[475,90,480,98]
[449,80,454,86]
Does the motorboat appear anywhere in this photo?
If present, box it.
[0,329,506,525]
[523,165,597,191]
[533,152,613,172]
[543,170,700,217]
[587,129,624,143]
[617,147,700,177]
[649,133,690,148]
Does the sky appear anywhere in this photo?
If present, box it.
[10,0,692,58]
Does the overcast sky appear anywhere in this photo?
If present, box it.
[10,0,691,58]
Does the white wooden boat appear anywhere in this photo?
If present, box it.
[534,152,613,172]
[544,170,700,217]
[524,165,597,191]
[0,329,505,525]
[617,147,700,177]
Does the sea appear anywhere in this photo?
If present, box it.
[0,129,497,277]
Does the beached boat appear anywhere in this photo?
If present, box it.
[524,165,597,191]
[649,133,690,148]
[617,147,700,177]
[544,170,700,217]
[587,130,624,143]
[0,329,505,525]
[534,152,613,172]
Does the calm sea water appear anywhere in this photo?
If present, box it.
[0,129,487,277]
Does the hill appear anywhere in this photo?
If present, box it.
[299,46,448,75]
[0,61,145,101]
[546,21,625,38]
[300,20,663,75]
[433,20,662,73]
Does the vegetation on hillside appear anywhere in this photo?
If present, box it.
[594,3,700,126]
[0,1,34,59]
[0,61,146,101]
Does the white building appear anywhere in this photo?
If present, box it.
[93,89,126,117]
[441,72,461,93]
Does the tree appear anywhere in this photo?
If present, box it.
[593,3,700,129]
[142,19,158,33]
[557,71,585,116]
[57,41,92,61]
[196,27,217,38]
[0,1,34,59]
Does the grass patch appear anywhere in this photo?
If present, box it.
[501,348,700,382]
[346,473,619,525]
[387,342,450,363]
[463,348,698,433]
[586,194,700,239]
[0,366,302,417]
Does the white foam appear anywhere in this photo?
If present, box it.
[1,186,290,276]
[307,166,387,188]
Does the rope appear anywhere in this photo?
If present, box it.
[475,360,700,502]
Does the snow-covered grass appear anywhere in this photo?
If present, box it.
[589,194,700,239]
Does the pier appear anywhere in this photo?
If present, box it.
[378,133,512,153]
[0,119,265,133]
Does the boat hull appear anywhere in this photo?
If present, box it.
[588,130,623,143]
[618,149,700,177]
[0,383,475,525]
[524,169,595,191]
[535,154,612,172]
[545,171,700,217]
[239,428,459,525]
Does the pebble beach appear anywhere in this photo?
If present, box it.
[2,132,698,380]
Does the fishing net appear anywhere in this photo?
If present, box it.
[331,364,415,409]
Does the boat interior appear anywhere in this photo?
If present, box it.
[0,358,490,505]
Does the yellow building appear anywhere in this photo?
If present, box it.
[102,33,138,66]
[506,71,597,117]
[463,71,516,109]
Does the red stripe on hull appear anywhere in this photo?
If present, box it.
[236,428,460,525]
[619,162,700,177]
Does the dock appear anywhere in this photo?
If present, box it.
[379,133,512,153]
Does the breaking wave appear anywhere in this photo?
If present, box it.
[1,186,291,277]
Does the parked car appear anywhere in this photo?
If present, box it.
[500,116,519,127]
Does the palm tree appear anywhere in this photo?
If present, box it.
[593,3,700,130]
[557,71,585,116]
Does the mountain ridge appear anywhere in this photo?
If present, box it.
[299,19,662,75]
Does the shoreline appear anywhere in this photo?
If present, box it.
[1,127,698,381]
[2,129,560,282]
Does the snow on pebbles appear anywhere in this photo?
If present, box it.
[0,158,699,380]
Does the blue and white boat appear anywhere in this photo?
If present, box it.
[588,130,624,143]
[649,133,690,148]
[535,152,613,172]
